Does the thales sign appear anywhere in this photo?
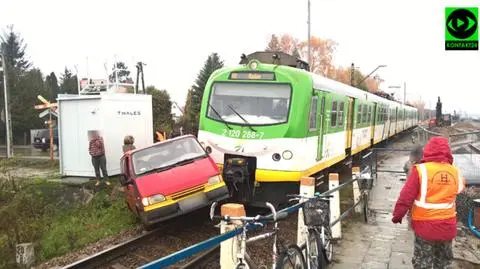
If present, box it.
[117,110,141,116]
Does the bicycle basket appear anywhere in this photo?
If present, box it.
[303,199,330,227]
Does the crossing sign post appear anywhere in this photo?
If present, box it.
[34,95,58,161]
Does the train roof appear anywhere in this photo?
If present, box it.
[212,59,417,111]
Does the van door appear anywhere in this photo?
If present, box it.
[346,97,354,149]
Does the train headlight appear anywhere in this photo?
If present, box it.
[249,61,258,70]
[207,175,222,186]
[141,194,166,206]
[282,150,293,160]
[272,153,281,161]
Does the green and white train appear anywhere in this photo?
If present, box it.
[197,52,418,206]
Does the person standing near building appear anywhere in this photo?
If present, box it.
[122,135,136,153]
[392,136,465,269]
[89,131,110,186]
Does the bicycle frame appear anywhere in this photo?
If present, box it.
[210,202,281,269]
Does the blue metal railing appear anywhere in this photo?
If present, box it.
[137,201,305,269]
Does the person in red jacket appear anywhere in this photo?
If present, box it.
[392,136,465,269]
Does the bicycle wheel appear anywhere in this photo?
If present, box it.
[276,244,307,269]
[321,225,333,264]
[363,191,370,223]
[307,228,325,269]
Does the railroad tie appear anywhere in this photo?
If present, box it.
[110,263,130,269]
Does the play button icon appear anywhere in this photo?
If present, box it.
[446,8,478,39]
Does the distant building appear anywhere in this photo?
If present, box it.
[171,101,184,123]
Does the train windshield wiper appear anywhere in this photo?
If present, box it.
[227,105,256,132]
[208,103,232,130]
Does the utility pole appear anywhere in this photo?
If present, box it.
[1,47,13,158]
[307,0,311,71]
[350,63,355,86]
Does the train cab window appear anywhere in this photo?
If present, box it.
[357,104,362,124]
[331,101,338,127]
[338,101,344,126]
[309,96,318,130]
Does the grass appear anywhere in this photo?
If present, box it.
[39,190,138,261]
[0,157,59,170]
[0,169,138,269]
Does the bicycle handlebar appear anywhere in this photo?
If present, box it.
[286,193,334,200]
[209,202,288,223]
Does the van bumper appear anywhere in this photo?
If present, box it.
[139,184,229,227]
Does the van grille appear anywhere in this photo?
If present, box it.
[169,185,205,201]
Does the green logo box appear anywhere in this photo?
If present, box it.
[445,7,478,50]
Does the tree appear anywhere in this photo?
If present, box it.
[10,68,48,142]
[59,67,79,94]
[279,34,298,55]
[0,25,38,144]
[266,34,281,51]
[45,72,60,100]
[0,25,31,71]
[298,37,337,76]
[265,34,336,76]
[109,61,133,84]
[146,86,174,134]
[179,89,195,134]
[292,47,300,59]
[187,53,224,135]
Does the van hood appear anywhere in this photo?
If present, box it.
[135,156,220,197]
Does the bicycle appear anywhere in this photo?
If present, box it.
[209,202,307,269]
[357,172,373,223]
[287,193,334,269]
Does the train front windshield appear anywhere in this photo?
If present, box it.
[207,83,291,125]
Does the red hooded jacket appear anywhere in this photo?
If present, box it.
[392,137,458,241]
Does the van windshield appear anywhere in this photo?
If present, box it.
[132,137,207,175]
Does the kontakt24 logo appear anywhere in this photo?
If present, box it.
[445,7,478,50]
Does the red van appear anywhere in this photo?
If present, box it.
[119,135,229,229]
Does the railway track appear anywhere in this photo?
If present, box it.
[59,208,219,269]
[60,205,269,269]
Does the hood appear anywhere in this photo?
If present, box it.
[134,156,219,197]
[420,136,453,164]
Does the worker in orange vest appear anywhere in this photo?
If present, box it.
[156,130,166,142]
[392,136,465,269]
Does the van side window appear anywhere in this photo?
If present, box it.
[309,96,318,130]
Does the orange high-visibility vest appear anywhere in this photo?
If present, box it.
[411,162,466,221]
[156,131,166,142]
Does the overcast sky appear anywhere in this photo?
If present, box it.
[1,0,479,116]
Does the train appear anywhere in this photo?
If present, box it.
[197,51,418,207]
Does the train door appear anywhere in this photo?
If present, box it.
[314,91,325,161]
[346,97,354,149]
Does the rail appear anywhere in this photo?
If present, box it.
[137,168,372,269]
